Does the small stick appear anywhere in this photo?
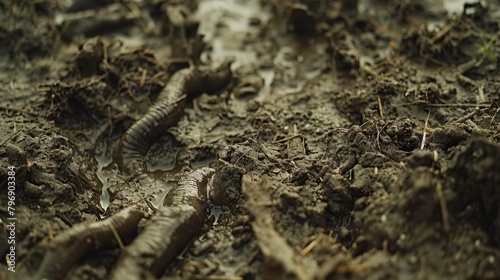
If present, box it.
[233,146,253,166]
[375,124,381,149]
[435,182,450,233]
[404,86,417,97]
[431,23,454,43]
[249,138,273,163]
[420,111,430,149]
[478,84,486,103]
[450,107,480,124]
[377,95,384,119]
[0,130,22,148]
[375,123,387,150]
[109,223,125,250]
[490,108,500,127]
[456,59,477,73]
[273,134,302,144]
[139,69,147,87]
[300,237,319,256]
[362,65,379,78]
[456,73,476,86]
[122,0,148,32]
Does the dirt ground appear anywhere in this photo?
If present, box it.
[1,0,500,279]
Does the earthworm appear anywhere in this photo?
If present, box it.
[34,207,144,280]
[110,167,214,279]
[118,58,234,172]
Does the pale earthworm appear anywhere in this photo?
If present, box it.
[34,207,144,280]
[110,167,215,278]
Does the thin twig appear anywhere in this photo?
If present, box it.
[377,95,384,119]
[109,223,125,250]
[300,237,319,256]
[456,59,477,73]
[0,130,22,148]
[490,108,500,127]
[362,65,379,78]
[140,69,147,87]
[431,23,454,43]
[122,0,148,31]
[375,124,382,149]
[478,84,486,103]
[450,106,480,124]
[249,138,273,163]
[435,182,450,233]
[420,111,430,149]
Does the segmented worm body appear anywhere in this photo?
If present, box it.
[119,59,234,172]
[110,167,215,279]
[34,207,144,280]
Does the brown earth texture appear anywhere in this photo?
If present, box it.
[1,0,500,279]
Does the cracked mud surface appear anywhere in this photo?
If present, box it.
[1,0,500,279]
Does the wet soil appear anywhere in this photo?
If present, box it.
[1,0,500,279]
